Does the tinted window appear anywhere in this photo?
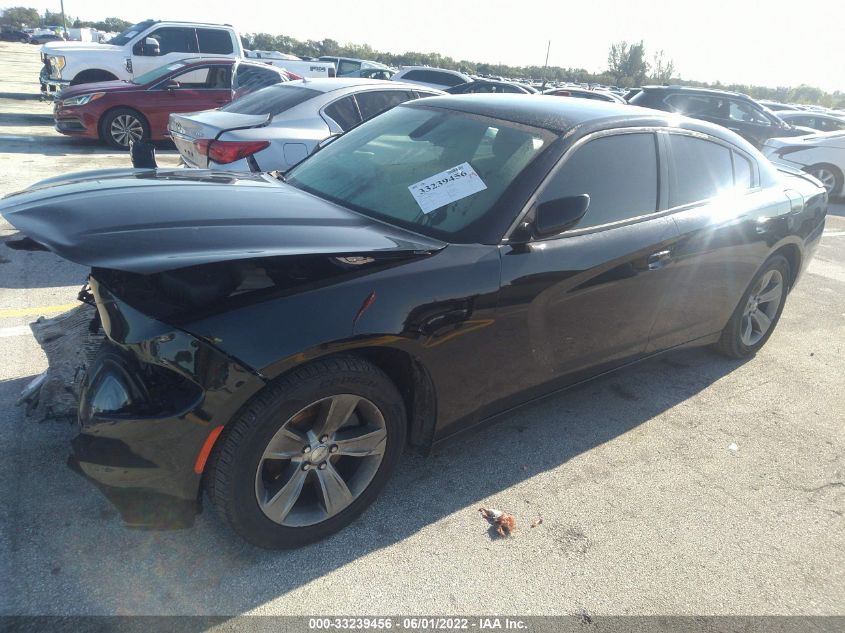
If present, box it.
[664,94,717,116]
[726,100,770,126]
[337,59,361,76]
[145,27,196,55]
[430,71,465,87]
[820,117,845,131]
[733,152,753,189]
[667,135,734,207]
[197,28,233,55]
[234,64,282,94]
[403,70,464,86]
[221,84,320,116]
[323,96,362,131]
[539,133,658,230]
[355,90,412,120]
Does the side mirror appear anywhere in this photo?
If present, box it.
[534,194,590,236]
[164,79,180,91]
[142,37,159,56]
[510,194,590,244]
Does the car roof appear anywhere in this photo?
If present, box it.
[408,94,758,147]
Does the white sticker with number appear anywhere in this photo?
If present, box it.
[408,162,487,214]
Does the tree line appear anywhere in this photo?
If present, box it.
[1,6,841,107]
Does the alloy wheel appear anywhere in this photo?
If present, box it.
[254,394,387,527]
[808,167,837,195]
[740,268,783,346]
[109,114,144,147]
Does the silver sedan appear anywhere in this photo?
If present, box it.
[168,78,444,172]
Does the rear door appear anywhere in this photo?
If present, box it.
[491,130,679,413]
[646,131,774,351]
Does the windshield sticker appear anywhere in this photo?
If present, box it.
[408,162,487,214]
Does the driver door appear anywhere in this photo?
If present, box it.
[130,27,198,78]
[486,131,680,415]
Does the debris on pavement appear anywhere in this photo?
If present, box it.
[728,443,739,452]
[530,517,543,528]
[479,507,516,537]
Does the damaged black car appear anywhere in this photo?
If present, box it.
[0,96,827,548]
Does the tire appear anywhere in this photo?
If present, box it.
[804,164,843,197]
[206,354,406,549]
[714,254,791,359]
[100,108,149,150]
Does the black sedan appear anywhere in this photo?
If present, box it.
[0,96,827,548]
[0,30,30,43]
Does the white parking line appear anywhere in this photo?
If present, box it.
[0,325,32,338]
[823,230,845,237]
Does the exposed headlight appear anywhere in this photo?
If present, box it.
[48,54,65,77]
[61,92,105,107]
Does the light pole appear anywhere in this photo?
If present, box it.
[59,0,67,37]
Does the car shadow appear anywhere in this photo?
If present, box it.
[0,346,749,618]
[0,91,41,101]
[0,112,53,126]
[0,131,178,156]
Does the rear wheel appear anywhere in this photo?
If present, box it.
[101,108,149,150]
[714,254,790,359]
[206,355,406,549]
[805,163,843,197]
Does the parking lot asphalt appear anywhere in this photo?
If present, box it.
[0,41,843,617]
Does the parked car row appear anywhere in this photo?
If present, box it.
[36,20,844,196]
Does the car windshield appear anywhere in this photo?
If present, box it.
[132,61,189,85]
[286,105,554,242]
[108,20,155,46]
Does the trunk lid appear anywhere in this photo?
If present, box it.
[169,111,271,168]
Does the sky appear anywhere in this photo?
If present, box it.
[9,0,845,92]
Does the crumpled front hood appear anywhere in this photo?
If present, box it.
[0,168,446,274]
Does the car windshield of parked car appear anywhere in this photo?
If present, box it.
[132,61,189,85]
[108,20,155,46]
[220,83,321,116]
[286,104,554,242]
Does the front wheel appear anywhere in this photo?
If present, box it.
[714,254,790,359]
[206,355,406,549]
[101,108,149,150]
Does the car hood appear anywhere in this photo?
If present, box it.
[0,168,446,274]
[58,79,138,100]
[41,42,123,56]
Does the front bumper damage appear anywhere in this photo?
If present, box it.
[69,276,266,528]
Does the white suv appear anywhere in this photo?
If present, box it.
[40,20,243,94]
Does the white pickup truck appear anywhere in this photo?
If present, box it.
[39,20,244,94]
[244,50,336,78]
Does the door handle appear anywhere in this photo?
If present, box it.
[647,250,672,270]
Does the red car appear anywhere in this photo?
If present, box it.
[53,58,297,149]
